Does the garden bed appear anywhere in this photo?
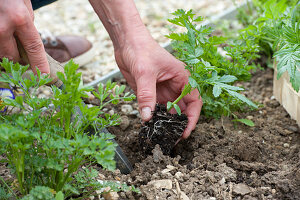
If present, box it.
[84,67,300,199]
[273,67,300,127]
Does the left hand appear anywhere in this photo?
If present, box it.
[114,34,202,139]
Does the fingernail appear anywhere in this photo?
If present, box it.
[141,107,152,121]
[41,73,48,77]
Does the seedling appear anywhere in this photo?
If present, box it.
[166,9,258,121]
[0,59,137,198]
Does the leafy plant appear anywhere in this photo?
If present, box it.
[0,58,136,198]
[239,0,300,91]
[166,9,258,120]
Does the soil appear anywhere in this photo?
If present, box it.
[139,104,188,155]
[97,68,300,200]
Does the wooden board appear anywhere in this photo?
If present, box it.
[273,67,300,127]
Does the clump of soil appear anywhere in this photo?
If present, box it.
[139,104,188,155]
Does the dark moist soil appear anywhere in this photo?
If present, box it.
[139,104,188,155]
[94,68,300,200]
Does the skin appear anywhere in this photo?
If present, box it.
[0,0,49,74]
[89,0,202,138]
[1,0,202,139]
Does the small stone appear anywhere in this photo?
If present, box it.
[175,172,183,179]
[161,169,172,174]
[219,177,226,185]
[238,130,243,134]
[119,116,130,130]
[102,189,119,200]
[148,179,173,190]
[98,173,105,179]
[121,104,133,114]
[167,165,176,170]
[129,110,140,116]
[271,189,276,194]
[283,143,290,148]
[233,183,252,195]
[42,89,51,96]
[246,116,253,120]
[152,145,165,163]
[209,198,216,200]
[108,109,115,115]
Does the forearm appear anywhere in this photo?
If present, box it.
[89,0,149,50]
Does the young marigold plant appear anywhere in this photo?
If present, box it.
[166,9,258,124]
[0,58,137,198]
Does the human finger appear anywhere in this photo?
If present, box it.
[181,90,202,139]
[135,68,157,121]
[15,19,49,74]
[0,33,20,62]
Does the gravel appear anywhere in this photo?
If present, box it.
[34,0,245,84]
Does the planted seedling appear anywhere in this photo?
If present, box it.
[139,9,259,155]
[0,59,138,198]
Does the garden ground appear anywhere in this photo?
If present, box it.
[85,68,300,199]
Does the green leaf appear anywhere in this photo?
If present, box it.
[227,90,258,108]
[233,118,255,127]
[55,191,64,200]
[218,75,237,83]
[188,77,198,88]
[173,104,182,115]
[213,84,222,97]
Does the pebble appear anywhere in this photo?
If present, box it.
[129,110,140,116]
[283,143,290,148]
[121,104,133,114]
[246,115,254,120]
[161,165,176,174]
[175,172,183,179]
[108,109,115,115]
[148,179,173,189]
[218,177,226,185]
[119,116,130,130]
[233,183,252,195]
[102,187,119,200]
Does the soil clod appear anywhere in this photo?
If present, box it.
[139,104,188,155]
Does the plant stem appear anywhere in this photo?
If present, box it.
[0,176,18,199]
[167,84,192,112]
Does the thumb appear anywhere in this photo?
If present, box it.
[135,73,157,121]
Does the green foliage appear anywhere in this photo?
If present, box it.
[166,9,258,119]
[0,186,12,200]
[0,58,137,198]
[233,118,255,127]
[239,0,300,91]
[21,186,56,200]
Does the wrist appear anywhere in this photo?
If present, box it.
[89,0,149,50]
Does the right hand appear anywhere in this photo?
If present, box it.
[0,0,49,74]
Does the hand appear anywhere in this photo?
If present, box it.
[0,0,49,74]
[115,34,202,139]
